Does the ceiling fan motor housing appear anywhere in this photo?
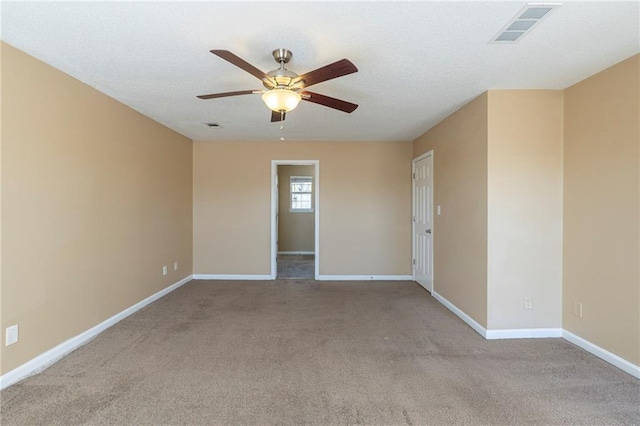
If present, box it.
[272,48,292,64]
[265,69,299,88]
[263,49,300,89]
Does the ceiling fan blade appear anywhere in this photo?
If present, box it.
[210,50,269,81]
[301,91,358,113]
[197,90,256,100]
[271,111,286,122]
[295,59,358,88]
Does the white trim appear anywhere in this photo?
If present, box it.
[192,274,272,280]
[272,160,320,280]
[289,209,314,213]
[432,290,640,379]
[563,330,640,379]
[432,291,488,338]
[317,275,413,281]
[278,251,315,255]
[485,328,563,339]
[412,150,434,293]
[432,291,564,341]
[0,275,193,390]
[411,156,416,282]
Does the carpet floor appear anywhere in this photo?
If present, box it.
[277,254,315,279]
[1,280,638,425]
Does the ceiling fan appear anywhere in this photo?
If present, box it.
[197,49,358,122]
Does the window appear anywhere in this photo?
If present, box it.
[290,176,313,212]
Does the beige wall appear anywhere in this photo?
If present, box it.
[413,93,489,327]
[278,165,315,253]
[487,90,564,329]
[414,58,639,366]
[1,43,193,374]
[193,141,412,276]
[413,90,564,331]
[563,54,640,365]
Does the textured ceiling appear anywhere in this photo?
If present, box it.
[2,1,638,142]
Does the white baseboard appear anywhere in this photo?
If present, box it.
[431,291,640,379]
[192,274,274,280]
[277,251,315,255]
[432,291,488,338]
[485,328,563,339]
[316,275,413,281]
[0,275,193,390]
[563,330,640,379]
[193,274,412,281]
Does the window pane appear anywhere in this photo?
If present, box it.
[291,193,312,210]
[291,182,312,193]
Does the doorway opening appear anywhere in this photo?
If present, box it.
[271,160,319,280]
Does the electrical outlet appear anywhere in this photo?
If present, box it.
[162,265,168,276]
[173,262,178,271]
[523,297,533,310]
[573,301,583,318]
[6,325,18,346]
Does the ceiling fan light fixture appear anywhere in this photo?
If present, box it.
[262,89,301,112]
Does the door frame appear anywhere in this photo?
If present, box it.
[271,160,320,279]
[412,150,434,292]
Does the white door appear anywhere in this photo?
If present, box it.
[413,153,433,292]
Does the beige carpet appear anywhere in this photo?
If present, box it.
[1,280,638,425]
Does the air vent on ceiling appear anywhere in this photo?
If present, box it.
[205,122,221,128]
[490,3,561,44]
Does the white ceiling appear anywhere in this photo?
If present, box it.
[2,1,638,142]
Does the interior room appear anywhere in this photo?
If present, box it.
[1,1,638,424]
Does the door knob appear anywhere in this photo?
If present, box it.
[426,229,432,234]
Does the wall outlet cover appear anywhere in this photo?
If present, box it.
[6,324,19,346]
[573,301,583,318]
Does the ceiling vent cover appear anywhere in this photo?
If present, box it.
[205,122,221,128]
[490,3,561,44]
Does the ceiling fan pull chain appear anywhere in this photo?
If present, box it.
[280,112,285,140]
